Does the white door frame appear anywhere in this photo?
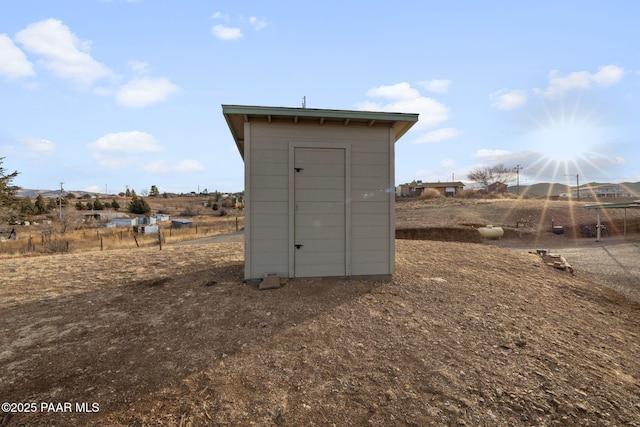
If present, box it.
[288,141,351,278]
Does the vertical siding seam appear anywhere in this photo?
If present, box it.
[244,122,252,280]
[389,128,395,275]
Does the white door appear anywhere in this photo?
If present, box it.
[294,147,346,277]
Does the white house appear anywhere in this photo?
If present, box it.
[223,104,418,281]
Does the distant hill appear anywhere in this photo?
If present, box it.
[508,182,571,197]
[17,189,109,198]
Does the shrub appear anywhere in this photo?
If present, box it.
[418,188,442,199]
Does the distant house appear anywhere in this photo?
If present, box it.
[401,180,465,197]
[156,214,170,221]
[84,212,126,222]
[573,184,636,199]
[138,216,157,225]
[171,218,192,229]
[136,224,159,234]
[487,181,508,194]
[110,218,138,227]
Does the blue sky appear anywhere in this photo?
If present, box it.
[1,1,638,194]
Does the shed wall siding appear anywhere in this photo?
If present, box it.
[247,123,393,279]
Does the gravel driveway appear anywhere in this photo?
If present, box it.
[493,236,640,304]
[558,241,640,303]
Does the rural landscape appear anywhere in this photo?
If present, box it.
[1,187,639,426]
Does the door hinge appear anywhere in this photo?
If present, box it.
[295,244,303,249]
[294,167,304,173]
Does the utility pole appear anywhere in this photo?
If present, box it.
[514,165,522,195]
[565,174,580,201]
[59,182,64,219]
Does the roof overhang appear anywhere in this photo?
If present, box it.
[222,104,419,160]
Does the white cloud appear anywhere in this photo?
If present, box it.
[212,13,266,39]
[88,131,163,169]
[471,148,524,164]
[116,76,179,108]
[247,16,267,30]
[490,89,527,110]
[89,131,162,153]
[18,137,55,157]
[0,34,34,79]
[211,11,228,20]
[129,60,150,76]
[544,65,624,99]
[357,82,450,129]
[592,65,624,86]
[212,25,243,40]
[413,127,459,144]
[366,82,420,100]
[84,185,103,193]
[417,79,451,94]
[140,159,204,173]
[15,19,112,87]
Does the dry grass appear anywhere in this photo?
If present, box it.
[0,215,244,258]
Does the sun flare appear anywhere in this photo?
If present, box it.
[523,99,611,181]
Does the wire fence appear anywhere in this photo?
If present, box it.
[0,216,244,257]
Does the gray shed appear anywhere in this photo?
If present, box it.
[223,105,418,280]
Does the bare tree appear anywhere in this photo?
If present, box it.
[467,163,515,188]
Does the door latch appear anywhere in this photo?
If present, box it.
[295,244,303,249]
[294,167,304,173]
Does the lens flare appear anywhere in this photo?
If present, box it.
[522,98,614,182]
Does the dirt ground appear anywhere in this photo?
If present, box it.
[1,198,639,426]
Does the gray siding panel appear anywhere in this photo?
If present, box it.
[247,122,394,279]
[251,225,288,240]
[252,175,288,189]
[250,188,288,202]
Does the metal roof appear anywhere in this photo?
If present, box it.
[222,104,419,159]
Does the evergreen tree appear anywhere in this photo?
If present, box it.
[128,195,151,214]
[20,197,35,215]
[0,157,19,209]
[149,185,160,197]
[35,194,47,214]
[46,198,57,211]
[111,198,120,210]
[93,197,104,210]
[75,201,85,210]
